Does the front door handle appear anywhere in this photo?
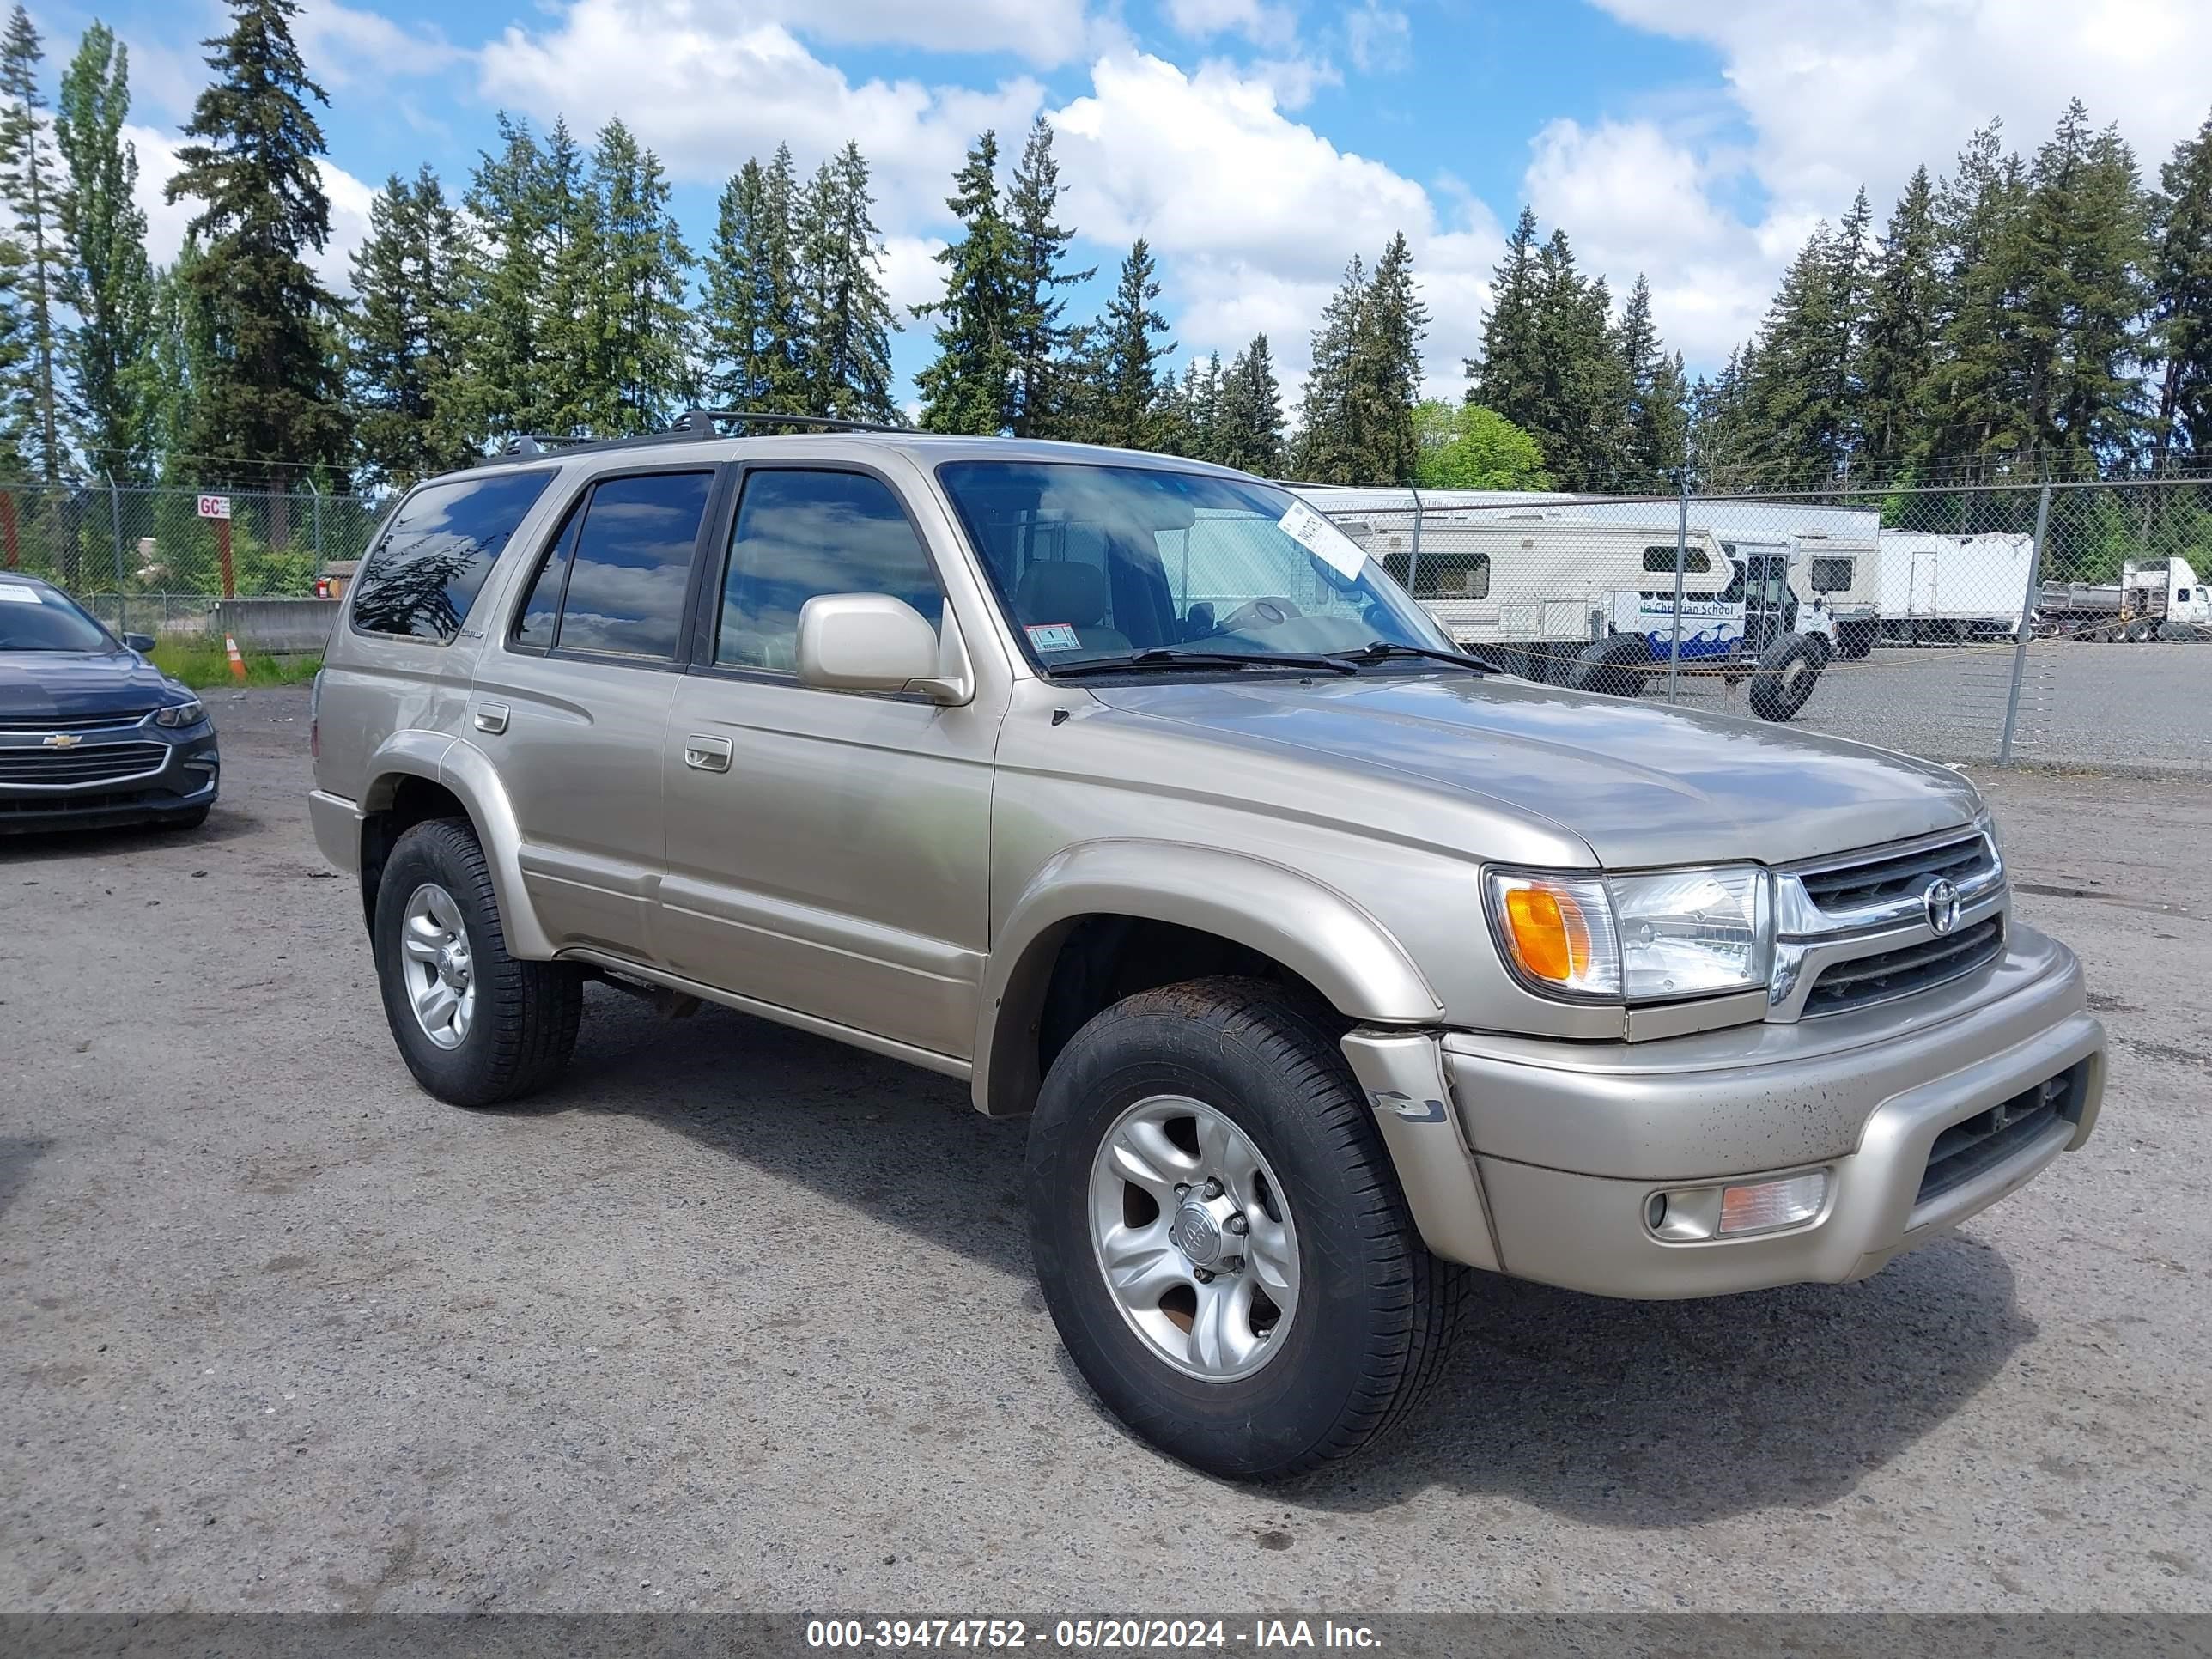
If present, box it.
[684,734,733,773]
[474,702,509,735]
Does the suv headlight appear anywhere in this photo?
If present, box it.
[1486,865,1772,1003]
[152,698,206,728]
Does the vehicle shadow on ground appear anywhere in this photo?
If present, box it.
[0,811,255,864]
[0,1137,51,1222]
[538,988,2032,1528]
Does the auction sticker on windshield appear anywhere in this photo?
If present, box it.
[0,583,43,604]
[1277,501,1368,580]
[1026,623,1083,653]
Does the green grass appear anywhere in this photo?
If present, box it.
[149,640,323,689]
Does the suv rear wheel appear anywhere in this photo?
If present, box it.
[373,817,584,1107]
[1025,976,1463,1480]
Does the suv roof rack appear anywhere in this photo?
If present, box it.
[484,409,907,465]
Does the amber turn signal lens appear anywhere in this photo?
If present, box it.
[1503,884,1590,984]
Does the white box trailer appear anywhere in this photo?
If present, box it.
[1875,532,2036,642]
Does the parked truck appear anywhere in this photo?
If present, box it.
[1875,532,2037,645]
[2036,557,2211,641]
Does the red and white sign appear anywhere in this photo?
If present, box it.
[197,495,232,520]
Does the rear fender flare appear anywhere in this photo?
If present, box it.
[362,732,553,960]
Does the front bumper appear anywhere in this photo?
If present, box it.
[1342,927,2106,1297]
[0,722,220,832]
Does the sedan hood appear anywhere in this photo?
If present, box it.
[0,649,175,720]
[1089,672,1984,868]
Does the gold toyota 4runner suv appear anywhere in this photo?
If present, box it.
[309,415,2106,1480]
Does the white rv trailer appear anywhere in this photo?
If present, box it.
[1875,532,2038,642]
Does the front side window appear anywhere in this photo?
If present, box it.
[937,463,1449,668]
[717,470,943,672]
[352,471,555,641]
[510,471,712,660]
[1809,556,1856,593]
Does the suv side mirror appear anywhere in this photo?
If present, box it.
[796,594,971,704]
[123,632,156,653]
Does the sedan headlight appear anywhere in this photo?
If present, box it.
[1486,865,1772,1003]
[152,698,206,728]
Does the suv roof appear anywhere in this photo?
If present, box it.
[461,410,1252,483]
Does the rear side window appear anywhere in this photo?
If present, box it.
[1642,545,1711,574]
[511,471,714,660]
[351,471,555,641]
[1382,550,1490,599]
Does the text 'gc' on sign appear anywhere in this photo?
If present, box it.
[197,495,232,520]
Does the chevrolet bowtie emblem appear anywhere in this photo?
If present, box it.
[41,732,82,748]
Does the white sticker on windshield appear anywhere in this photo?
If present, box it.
[1026,622,1083,653]
[1277,501,1368,580]
[0,583,43,604]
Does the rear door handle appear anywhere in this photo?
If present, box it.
[474,702,509,735]
[684,734,733,773]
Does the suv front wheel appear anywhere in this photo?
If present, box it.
[373,817,584,1108]
[1026,977,1463,1480]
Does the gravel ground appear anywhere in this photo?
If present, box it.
[2,686,2208,1614]
[1662,637,2212,775]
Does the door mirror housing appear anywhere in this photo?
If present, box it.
[796,593,972,704]
[123,632,156,653]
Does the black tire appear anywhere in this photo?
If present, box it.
[1026,976,1463,1481]
[373,817,583,1108]
[1747,634,1823,722]
[1837,620,1876,659]
[1564,634,1650,697]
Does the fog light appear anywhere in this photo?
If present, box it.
[1717,1171,1828,1236]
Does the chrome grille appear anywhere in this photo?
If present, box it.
[0,709,151,732]
[1797,830,1993,915]
[0,741,168,787]
[1803,916,2004,1016]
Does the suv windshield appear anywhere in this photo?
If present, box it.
[0,580,112,652]
[937,462,1453,671]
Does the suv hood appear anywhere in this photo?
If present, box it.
[1090,672,1983,868]
[0,648,173,720]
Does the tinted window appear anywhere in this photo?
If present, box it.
[1642,545,1711,574]
[1809,556,1856,593]
[554,471,713,659]
[511,501,584,649]
[1382,550,1490,599]
[351,471,554,640]
[719,471,942,672]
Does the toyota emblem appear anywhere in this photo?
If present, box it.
[1923,877,1961,935]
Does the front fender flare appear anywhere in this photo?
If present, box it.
[975,839,1443,1116]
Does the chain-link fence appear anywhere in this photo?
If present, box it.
[1302,476,2212,777]
[0,479,390,637]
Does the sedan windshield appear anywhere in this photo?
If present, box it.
[0,581,112,652]
[936,462,1455,672]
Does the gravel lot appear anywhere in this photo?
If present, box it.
[1661,637,2212,775]
[3,686,2208,1614]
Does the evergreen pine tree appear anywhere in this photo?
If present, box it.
[1091,237,1173,449]
[1293,255,1364,481]
[1345,231,1427,483]
[1857,166,1942,476]
[164,0,349,483]
[702,153,808,412]
[462,112,552,442]
[915,131,1018,434]
[349,166,473,483]
[0,4,65,478]
[2148,111,2212,465]
[54,23,156,478]
[576,119,693,435]
[1738,222,1856,485]
[146,252,213,482]
[1005,116,1091,439]
[536,117,598,434]
[1465,205,1542,425]
[1528,229,1629,488]
[1213,332,1284,475]
[1613,274,1686,483]
[1925,121,2034,474]
[794,142,898,422]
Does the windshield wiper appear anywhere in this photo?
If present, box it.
[1048,647,1358,678]
[1328,640,1507,674]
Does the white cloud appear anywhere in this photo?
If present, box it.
[1342,2,1410,74]
[1164,0,1297,50]
[477,1,1044,230]
[294,0,465,87]
[1046,54,1499,397]
[879,234,949,315]
[128,122,379,295]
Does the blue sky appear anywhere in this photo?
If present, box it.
[43,0,2212,408]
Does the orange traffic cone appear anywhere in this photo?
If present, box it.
[225,634,247,682]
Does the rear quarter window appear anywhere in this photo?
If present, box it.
[350,471,556,641]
